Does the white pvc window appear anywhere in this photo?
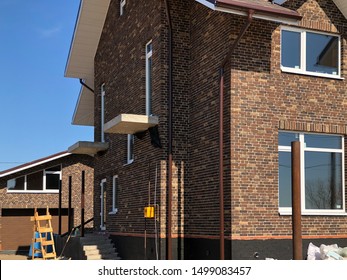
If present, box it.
[101,83,105,142]
[100,178,107,230]
[126,134,134,164]
[281,27,341,79]
[278,131,345,215]
[110,175,118,214]
[145,40,153,115]
[120,0,126,16]
[7,165,61,193]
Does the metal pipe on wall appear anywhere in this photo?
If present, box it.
[291,141,302,260]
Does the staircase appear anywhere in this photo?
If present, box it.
[80,234,121,260]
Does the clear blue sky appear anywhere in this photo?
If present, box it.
[0,0,93,171]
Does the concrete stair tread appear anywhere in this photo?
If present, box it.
[80,234,121,260]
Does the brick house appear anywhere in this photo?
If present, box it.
[0,152,94,253]
[65,0,347,259]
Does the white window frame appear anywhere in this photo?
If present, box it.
[280,26,341,79]
[100,178,107,230]
[145,40,153,116]
[7,165,62,193]
[101,83,106,143]
[278,131,346,215]
[120,0,126,16]
[109,175,118,214]
[126,134,134,165]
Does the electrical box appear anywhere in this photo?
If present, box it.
[144,206,155,218]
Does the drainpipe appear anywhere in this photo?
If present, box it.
[219,9,254,260]
[164,0,173,260]
[79,78,94,93]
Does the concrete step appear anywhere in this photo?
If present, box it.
[80,234,121,260]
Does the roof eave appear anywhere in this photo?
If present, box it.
[0,152,71,178]
[196,0,302,25]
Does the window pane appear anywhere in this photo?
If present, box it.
[146,42,152,54]
[305,152,342,210]
[46,174,60,190]
[27,171,43,191]
[306,32,339,75]
[279,151,292,207]
[304,134,341,149]
[281,30,301,69]
[279,132,299,146]
[7,177,24,190]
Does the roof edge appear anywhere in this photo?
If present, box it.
[0,151,71,178]
[196,0,302,24]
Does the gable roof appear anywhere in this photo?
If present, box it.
[0,151,70,178]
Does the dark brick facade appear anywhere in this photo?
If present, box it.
[91,0,347,259]
[0,154,94,251]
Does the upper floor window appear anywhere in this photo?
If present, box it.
[7,165,62,193]
[278,132,345,215]
[126,134,134,164]
[110,175,119,214]
[281,27,341,79]
[146,41,153,115]
[120,0,126,16]
[101,83,106,143]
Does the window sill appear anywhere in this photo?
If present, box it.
[279,210,347,216]
[6,190,59,194]
[281,67,344,80]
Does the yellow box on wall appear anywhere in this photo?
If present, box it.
[144,206,155,218]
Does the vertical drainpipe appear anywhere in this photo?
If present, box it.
[164,0,173,260]
[219,9,254,260]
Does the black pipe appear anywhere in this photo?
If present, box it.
[79,78,94,93]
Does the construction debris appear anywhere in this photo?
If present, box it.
[307,242,347,260]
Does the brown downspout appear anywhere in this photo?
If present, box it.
[219,9,254,260]
[164,0,173,260]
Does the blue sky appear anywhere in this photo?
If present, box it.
[0,0,93,171]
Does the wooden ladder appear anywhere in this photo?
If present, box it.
[30,207,57,260]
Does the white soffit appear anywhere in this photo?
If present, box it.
[72,83,94,126]
[65,0,110,79]
[195,0,301,25]
[333,0,347,19]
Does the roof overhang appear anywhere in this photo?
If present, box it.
[72,85,94,126]
[68,141,109,155]
[0,152,70,178]
[104,114,159,135]
[196,0,302,25]
[65,0,110,126]
[333,0,347,19]
[65,0,110,80]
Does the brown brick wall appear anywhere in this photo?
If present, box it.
[92,0,347,259]
[93,0,190,242]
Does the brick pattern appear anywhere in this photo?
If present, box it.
[93,0,190,242]
[92,0,347,258]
